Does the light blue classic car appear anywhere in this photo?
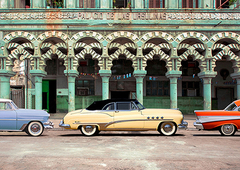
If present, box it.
[0,99,53,136]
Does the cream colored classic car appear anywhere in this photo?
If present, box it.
[59,99,188,136]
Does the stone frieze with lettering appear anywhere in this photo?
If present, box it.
[0,12,240,20]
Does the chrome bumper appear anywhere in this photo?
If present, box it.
[59,120,70,128]
[193,121,204,130]
[178,120,188,129]
[44,121,54,129]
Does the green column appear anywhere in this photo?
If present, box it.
[133,70,147,105]
[64,70,78,112]
[0,71,15,99]
[30,70,46,110]
[99,70,111,100]
[199,71,217,110]
[166,70,182,109]
[202,77,212,110]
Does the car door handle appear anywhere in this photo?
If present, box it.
[115,111,119,113]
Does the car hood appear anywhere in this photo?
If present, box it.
[16,109,49,117]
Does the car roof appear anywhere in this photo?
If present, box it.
[0,98,12,102]
[86,99,138,110]
[234,100,240,107]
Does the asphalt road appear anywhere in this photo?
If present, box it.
[0,126,240,170]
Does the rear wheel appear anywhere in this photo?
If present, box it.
[219,124,236,136]
[158,122,177,136]
[80,125,99,136]
[26,122,44,137]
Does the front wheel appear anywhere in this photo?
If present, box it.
[158,122,177,136]
[219,124,236,136]
[80,125,99,136]
[26,122,44,137]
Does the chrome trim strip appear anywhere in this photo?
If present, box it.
[198,116,240,123]
[72,118,173,128]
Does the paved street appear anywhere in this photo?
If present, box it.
[1,118,240,170]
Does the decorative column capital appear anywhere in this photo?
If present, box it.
[0,70,16,77]
[133,70,147,78]
[99,70,112,77]
[198,71,217,79]
[230,72,240,79]
[30,69,47,77]
[165,70,182,79]
[64,70,79,77]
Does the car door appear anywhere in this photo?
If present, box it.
[113,102,144,129]
[0,102,17,130]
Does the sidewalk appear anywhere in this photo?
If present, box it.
[49,113,197,131]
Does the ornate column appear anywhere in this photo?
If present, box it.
[166,70,182,109]
[64,70,78,112]
[99,70,111,100]
[30,70,46,110]
[0,70,15,99]
[133,70,147,105]
[66,0,77,8]
[230,73,240,99]
[198,71,217,110]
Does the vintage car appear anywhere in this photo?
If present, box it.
[0,98,53,136]
[59,99,188,136]
[194,99,240,136]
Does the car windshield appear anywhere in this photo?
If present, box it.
[11,102,18,110]
[134,101,145,110]
[225,102,237,111]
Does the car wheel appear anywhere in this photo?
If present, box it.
[26,122,44,137]
[219,124,236,136]
[158,122,177,136]
[80,125,99,136]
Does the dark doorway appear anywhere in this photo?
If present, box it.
[111,91,130,99]
[216,88,234,110]
[42,80,56,113]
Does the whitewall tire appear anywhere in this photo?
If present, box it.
[26,122,44,137]
[158,122,177,136]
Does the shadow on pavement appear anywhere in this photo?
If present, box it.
[60,133,185,137]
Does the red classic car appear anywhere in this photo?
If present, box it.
[194,100,240,136]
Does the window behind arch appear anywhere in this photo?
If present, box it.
[215,0,229,8]
[79,0,95,8]
[182,0,198,8]
[149,0,165,8]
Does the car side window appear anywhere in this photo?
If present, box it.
[0,102,12,110]
[103,103,114,110]
[116,102,130,110]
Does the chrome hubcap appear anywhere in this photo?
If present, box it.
[31,124,40,133]
[163,124,173,133]
[223,125,234,134]
[85,126,94,133]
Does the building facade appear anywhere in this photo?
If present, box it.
[0,0,240,114]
